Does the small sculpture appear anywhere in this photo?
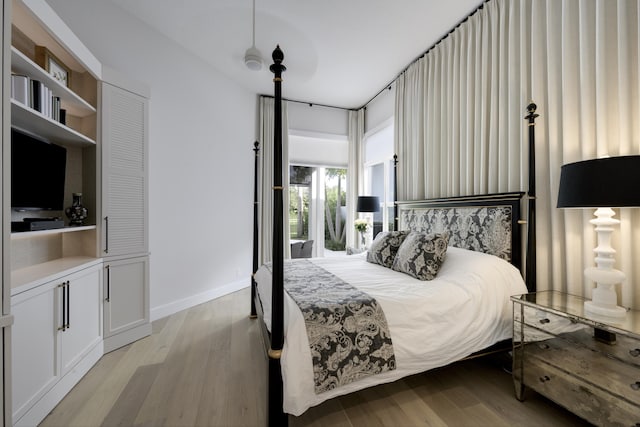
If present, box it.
[65,192,88,226]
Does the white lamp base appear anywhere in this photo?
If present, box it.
[584,300,626,319]
[583,208,627,320]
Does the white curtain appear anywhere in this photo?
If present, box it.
[394,0,640,310]
[346,109,365,249]
[258,96,290,264]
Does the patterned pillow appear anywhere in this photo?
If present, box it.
[392,232,450,280]
[366,231,410,268]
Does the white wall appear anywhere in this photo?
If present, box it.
[47,0,257,319]
[287,102,348,136]
[365,83,395,134]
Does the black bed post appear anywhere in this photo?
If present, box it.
[525,103,538,292]
[393,154,399,231]
[268,45,288,427]
[250,141,260,318]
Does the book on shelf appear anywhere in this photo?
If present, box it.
[11,74,29,105]
[30,79,41,113]
[14,77,66,125]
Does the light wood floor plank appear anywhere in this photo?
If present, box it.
[101,363,162,427]
[41,287,590,427]
[382,380,447,427]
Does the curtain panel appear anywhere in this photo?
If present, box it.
[258,96,290,264]
[394,0,640,309]
[346,109,365,249]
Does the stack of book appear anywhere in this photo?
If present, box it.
[10,74,66,125]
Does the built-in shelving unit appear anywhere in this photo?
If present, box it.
[9,0,101,278]
[8,2,105,425]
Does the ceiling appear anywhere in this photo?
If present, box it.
[107,0,484,109]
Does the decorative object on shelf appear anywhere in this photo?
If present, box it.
[35,46,71,87]
[557,155,640,319]
[65,192,88,226]
[244,0,263,70]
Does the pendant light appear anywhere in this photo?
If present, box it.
[244,0,263,71]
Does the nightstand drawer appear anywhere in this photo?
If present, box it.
[517,305,584,336]
[521,356,640,426]
[515,309,640,369]
[522,334,640,406]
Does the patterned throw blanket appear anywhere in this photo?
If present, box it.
[269,260,396,394]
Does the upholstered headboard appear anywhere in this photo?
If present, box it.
[396,192,525,270]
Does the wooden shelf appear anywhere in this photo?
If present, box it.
[11,256,102,295]
[11,99,96,147]
[11,46,96,117]
[11,225,96,240]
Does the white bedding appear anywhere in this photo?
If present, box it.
[254,247,528,416]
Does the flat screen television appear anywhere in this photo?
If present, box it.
[11,128,67,211]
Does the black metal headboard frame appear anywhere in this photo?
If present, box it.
[396,192,525,273]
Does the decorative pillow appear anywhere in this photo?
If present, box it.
[392,232,450,280]
[366,231,410,268]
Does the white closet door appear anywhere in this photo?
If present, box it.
[101,82,148,257]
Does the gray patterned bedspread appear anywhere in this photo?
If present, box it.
[268,260,396,394]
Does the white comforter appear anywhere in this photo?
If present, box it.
[254,247,528,416]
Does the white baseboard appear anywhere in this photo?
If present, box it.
[150,278,249,321]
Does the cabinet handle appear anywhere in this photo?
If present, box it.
[58,282,66,331]
[630,348,640,357]
[539,318,550,324]
[539,375,551,383]
[104,216,109,253]
[105,265,111,302]
[631,381,640,391]
[66,281,70,330]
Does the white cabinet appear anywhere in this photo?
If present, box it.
[10,284,56,424]
[100,72,151,352]
[103,255,150,352]
[11,262,102,427]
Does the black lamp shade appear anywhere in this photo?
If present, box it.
[357,196,380,212]
[557,155,640,208]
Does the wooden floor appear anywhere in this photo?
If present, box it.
[41,287,590,427]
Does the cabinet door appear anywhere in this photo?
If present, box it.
[59,265,102,375]
[101,82,148,257]
[11,284,59,422]
[104,256,149,338]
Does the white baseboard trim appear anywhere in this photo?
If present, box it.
[150,278,249,321]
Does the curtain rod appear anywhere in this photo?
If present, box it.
[360,0,490,110]
[260,94,354,111]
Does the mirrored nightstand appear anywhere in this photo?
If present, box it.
[512,291,640,426]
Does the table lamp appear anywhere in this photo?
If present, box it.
[557,155,640,319]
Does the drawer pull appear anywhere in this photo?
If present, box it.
[539,375,551,383]
[537,343,550,350]
[631,381,640,391]
[630,348,640,357]
[539,318,550,324]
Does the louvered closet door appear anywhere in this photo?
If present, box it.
[101,83,148,257]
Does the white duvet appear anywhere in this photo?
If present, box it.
[254,247,528,416]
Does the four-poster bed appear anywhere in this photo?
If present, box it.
[252,46,539,425]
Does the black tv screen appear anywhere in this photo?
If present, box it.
[11,128,67,211]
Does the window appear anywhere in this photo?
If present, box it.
[364,120,395,234]
[324,168,346,251]
[289,130,349,255]
[289,165,312,240]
